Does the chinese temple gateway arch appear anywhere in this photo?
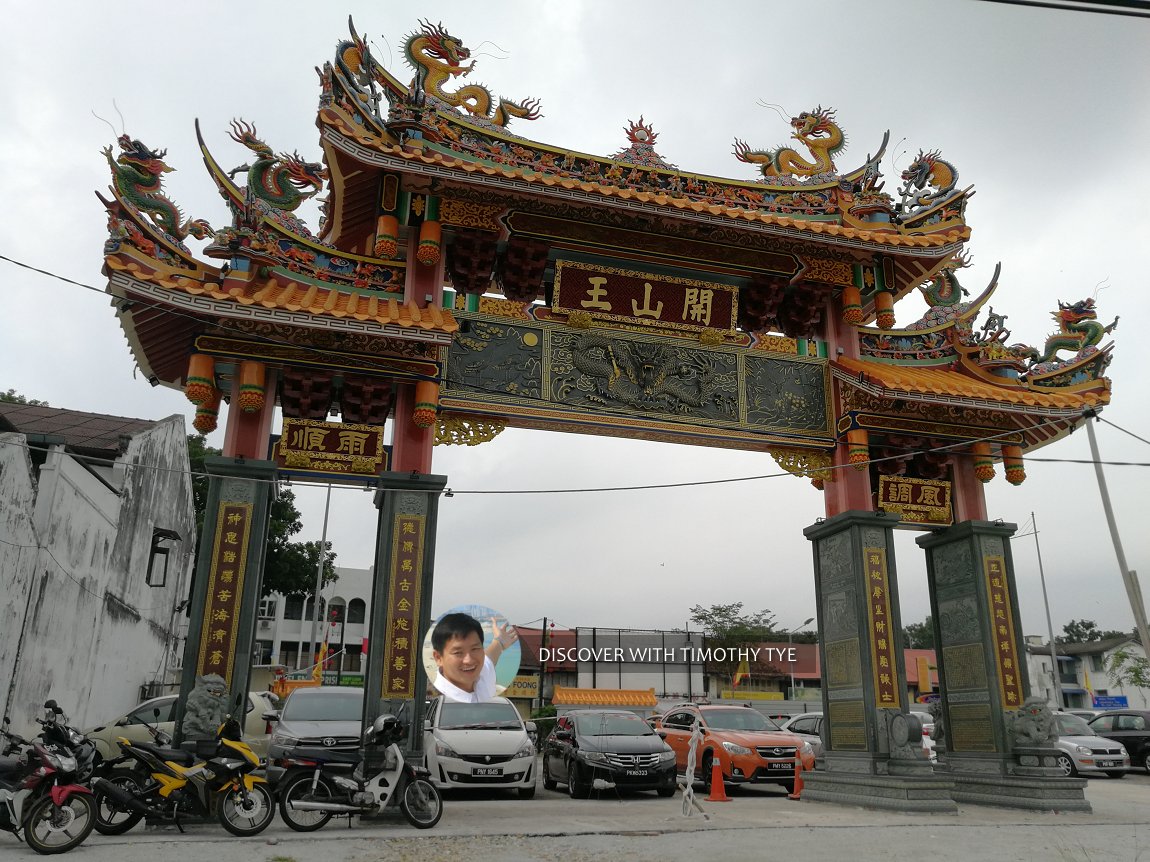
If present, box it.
[100,19,1115,812]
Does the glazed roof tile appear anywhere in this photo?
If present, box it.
[835,357,1108,410]
[552,686,659,708]
[105,254,458,335]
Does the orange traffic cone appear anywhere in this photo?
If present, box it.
[788,757,805,800]
[705,759,730,802]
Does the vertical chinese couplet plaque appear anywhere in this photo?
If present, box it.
[864,547,901,709]
[382,514,426,698]
[195,503,252,684]
[984,555,1023,710]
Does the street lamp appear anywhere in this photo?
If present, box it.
[785,617,815,700]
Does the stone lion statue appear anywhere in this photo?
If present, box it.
[1008,696,1057,747]
[182,674,230,740]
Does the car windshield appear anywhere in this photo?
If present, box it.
[1056,714,1095,736]
[575,713,653,736]
[439,701,522,730]
[702,709,779,731]
[282,689,363,722]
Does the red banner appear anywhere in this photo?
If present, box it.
[195,503,252,685]
[864,547,901,708]
[552,261,738,334]
[984,555,1023,709]
[381,514,426,698]
[877,476,953,527]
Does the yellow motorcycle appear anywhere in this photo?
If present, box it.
[92,716,273,837]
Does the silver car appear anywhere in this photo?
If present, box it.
[1053,712,1130,778]
[423,697,537,798]
[265,686,363,786]
[780,713,824,757]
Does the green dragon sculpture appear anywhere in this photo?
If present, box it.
[733,106,846,178]
[1032,297,1119,366]
[225,120,327,212]
[571,334,721,414]
[103,135,212,241]
[403,19,540,127]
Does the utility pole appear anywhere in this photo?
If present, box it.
[1032,511,1064,709]
[306,484,333,669]
[1084,412,1150,658]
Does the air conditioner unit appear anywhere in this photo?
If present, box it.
[258,620,272,630]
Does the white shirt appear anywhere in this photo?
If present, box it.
[433,656,497,702]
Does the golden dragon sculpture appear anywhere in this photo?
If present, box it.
[733,106,846,178]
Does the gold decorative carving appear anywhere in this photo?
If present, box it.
[699,329,724,346]
[800,257,854,287]
[219,321,439,359]
[567,310,593,329]
[770,447,834,483]
[284,452,312,468]
[435,416,507,446]
[754,334,800,354]
[840,387,1011,427]
[477,297,533,319]
[440,198,504,230]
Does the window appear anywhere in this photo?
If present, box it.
[1091,654,1105,673]
[284,595,304,620]
[146,528,181,588]
[1117,714,1146,731]
[258,598,277,619]
[664,711,695,729]
[253,640,274,665]
[128,697,176,724]
[1090,715,1115,732]
[347,598,366,624]
[304,596,326,622]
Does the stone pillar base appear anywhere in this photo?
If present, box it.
[801,770,958,813]
[950,772,1090,812]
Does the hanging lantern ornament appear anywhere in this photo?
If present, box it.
[1003,444,1026,485]
[193,388,221,434]
[972,441,995,483]
[237,361,266,413]
[184,353,216,406]
[374,214,399,259]
[874,289,895,330]
[412,380,439,428]
[841,286,863,326]
[417,219,441,266]
[846,429,869,470]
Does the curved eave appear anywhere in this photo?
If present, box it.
[833,356,1109,414]
[860,262,1002,340]
[98,188,208,273]
[104,249,457,345]
[318,122,969,255]
[195,119,246,211]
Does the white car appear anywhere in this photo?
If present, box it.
[782,710,937,761]
[1053,712,1130,777]
[423,696,537,798]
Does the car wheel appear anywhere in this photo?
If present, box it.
[1143,752,1150,773]
[700,751,719,788]
[567,761,590,799]
[1106,771,1126,779]
[656,786,675,798]
[542,760,557,791]
[517,784,536,800]
[1055,753,1077,777]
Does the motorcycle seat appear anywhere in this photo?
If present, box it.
[135,742,197,765]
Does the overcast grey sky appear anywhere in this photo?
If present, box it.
[2,0,1147,640]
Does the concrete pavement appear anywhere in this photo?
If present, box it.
[4,771,1147,861]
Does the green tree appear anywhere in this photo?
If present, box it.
[1057,619,1126,645]
[1106,648,1150,707]
[903,617,935,650]
[187,435,336,597]
[0,389,49,405]
[689,603,781,684]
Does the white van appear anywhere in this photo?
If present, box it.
[423,696,537,798]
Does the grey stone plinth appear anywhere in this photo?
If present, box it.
[1011,746,1066,778]
[950,772,1090,811]
[800,770,958,813]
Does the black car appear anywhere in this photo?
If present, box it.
[1088,710,1150,772]
[542,710,676,798]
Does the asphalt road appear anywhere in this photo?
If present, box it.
[4,769,1148,861]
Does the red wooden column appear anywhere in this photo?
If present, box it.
[392,225,446,473]
[950,454,989,522]
[821,295,873,518]
[222,369,278,459]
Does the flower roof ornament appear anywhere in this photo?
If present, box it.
[609,117,678,170]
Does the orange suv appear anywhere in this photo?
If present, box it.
[655,704,815,791]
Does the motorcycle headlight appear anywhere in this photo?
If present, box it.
[69,730,84,745]
[722,741,751,756]
[515,742,536,759]
[435,739,459,759]
[659,749,676,763]
[58,755,77,773]
[581,751,607,763]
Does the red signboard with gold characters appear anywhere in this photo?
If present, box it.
[552,260,738,334]
[195,503,252,685]
[864,547,901,708]
[382,514,426,698]
[274,418,389,483]
[984,555,1023,710]
[877,476,952,528]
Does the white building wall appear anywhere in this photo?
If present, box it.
[0,417,195,735]
[262,566,373,671]
[1026,641,1150,710]
[0,434,41,723]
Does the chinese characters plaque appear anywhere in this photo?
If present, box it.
[382,514,426,698]
[195,502,252,684]
[984,555,1023,710]
[552,260,738,334]
[877,476,952,528]
[864,547,901,708]
[275,418,388,483]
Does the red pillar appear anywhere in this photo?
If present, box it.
[222,369,278,459]
[820,296,872,517]
[950,454,988,521]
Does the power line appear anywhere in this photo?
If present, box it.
[973,0,1150,18]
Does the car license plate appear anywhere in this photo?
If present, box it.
[768,761,793,770]
[625,769,648,777]
[1096,760,1120,768]
[473,767,503,776]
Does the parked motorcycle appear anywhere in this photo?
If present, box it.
[91,715,273,837]
[277,713,442,832]
[0,712,96,855]
[37,703,97,785]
